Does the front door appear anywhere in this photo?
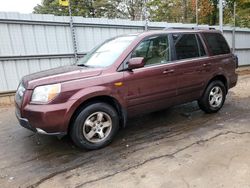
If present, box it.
[122,35,178,117]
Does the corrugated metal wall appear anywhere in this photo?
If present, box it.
[0,12,250,93]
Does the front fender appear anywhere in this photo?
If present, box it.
[70,85,112,101]
[64,86,126,130]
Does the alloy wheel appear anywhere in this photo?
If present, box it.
[209,86,223,108]
[83,112,112,143]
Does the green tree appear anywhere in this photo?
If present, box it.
[34,0,250,27]
[147,0,183,22]
[119,0,145,20]
[33,0,146,20]
[147,0,250,27]
[34,0,117,17]
[224,0,250,28]
[147,0,199,23]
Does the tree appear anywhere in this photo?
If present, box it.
[147,0,183,22]
[33,0,250,27]
[33,0,146,20]
[119,0,145,20]
[33,0,65,15]
[224,0,250,28]
[190,0,214,25]
[148,0,206,23]
[148,0,249,27]
[33,0,118,17]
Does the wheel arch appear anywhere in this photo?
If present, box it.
[206,74,228,94]
[68,95,127,134]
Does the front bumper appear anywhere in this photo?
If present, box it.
[16,110,36,132]
[15,109,66,136]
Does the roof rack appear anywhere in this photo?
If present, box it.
[163,26,216,30]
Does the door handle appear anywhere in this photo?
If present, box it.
[202,63,212,67]
[163,69,175,74]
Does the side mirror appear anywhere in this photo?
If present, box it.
[127,57,145,70]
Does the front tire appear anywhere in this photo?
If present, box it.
[70,102,119,150]
[198,80,226,114]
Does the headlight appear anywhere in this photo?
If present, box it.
[17,83,25,98]
[31,83,61,103]
[15,83,26,105]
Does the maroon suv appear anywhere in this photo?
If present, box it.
[15,30,238,150]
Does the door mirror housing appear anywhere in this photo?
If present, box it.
[127,57,145,70]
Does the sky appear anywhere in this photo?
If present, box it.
[0,0,41,13]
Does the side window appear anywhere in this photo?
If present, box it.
[173,34,200,60]
[131,35,170,66]
[131,40,150,59]
[197,35,206,56]
[203,33,230,55]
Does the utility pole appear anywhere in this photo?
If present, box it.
[59,0,78,63]
[219,0,223,32]
[144,0,149,31]
[68,0,78,64]
[232,2,236,53]
[196,0,198,26]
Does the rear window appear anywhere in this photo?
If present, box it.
[204,33,230,55]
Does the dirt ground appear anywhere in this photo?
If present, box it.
[1,73,250,188]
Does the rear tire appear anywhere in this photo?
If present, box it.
[70,102,119,150]
[198,80,226,114]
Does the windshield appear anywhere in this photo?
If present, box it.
[77,35,137,68]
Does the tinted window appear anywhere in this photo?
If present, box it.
[173,34,200,60]
[197,35,206,56]
[204,33,230,55]
[131,35,170,66]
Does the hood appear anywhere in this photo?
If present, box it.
[22,65,102,90]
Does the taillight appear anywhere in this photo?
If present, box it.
[233,54,238,68]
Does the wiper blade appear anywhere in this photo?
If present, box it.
[77,64,89,67]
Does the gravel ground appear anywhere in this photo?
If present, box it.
[0,73,250,188]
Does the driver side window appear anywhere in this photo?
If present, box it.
[131,35,170,66]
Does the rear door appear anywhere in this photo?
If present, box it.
[170,33,212,103]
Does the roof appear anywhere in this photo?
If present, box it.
[137,29,222,38]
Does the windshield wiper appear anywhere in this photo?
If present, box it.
[77,64,90,68]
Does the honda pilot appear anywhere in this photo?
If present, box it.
[15,30,238,150]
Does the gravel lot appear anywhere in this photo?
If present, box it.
[0,73,250,188]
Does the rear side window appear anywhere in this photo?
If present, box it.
[203,33,230,55]
[173,34,204,60]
